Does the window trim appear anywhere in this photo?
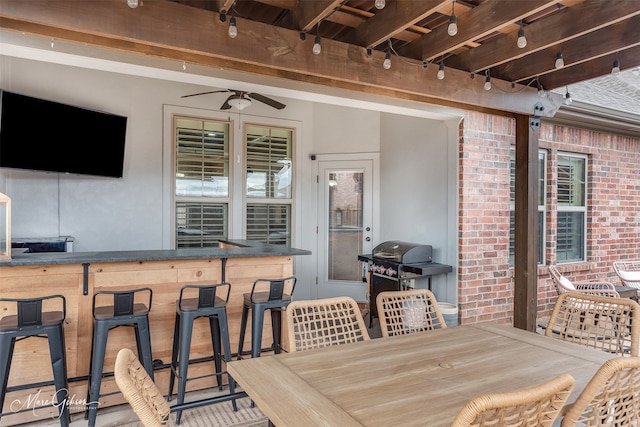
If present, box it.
[555,151,588,263]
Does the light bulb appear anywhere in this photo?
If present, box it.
[228,17,238,38]
[127,0,138,8]
[437,63,445,80]
[484,75,491,90]
[447,15,458,36]
[564,90,572,105]
[555,52,564,69]
[313,34,321,55]
[611,59,620,75]
[537,85,547,98]
[383,52,391,69]
[517,28,527,48]
[374,0,385,9]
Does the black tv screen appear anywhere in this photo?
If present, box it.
[0,90,127,178]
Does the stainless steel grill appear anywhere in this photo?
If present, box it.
[358,240,452,327]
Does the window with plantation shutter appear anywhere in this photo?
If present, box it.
[556,154,586,262]
[175,117,229,247]
[245,125,293,246]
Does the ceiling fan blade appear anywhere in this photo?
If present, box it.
[247,93,286,110]
[181,89,231,98]
[220,95,233,110]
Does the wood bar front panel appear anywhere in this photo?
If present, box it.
[0,255,293,426]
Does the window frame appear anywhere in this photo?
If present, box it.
[555,152,587,263]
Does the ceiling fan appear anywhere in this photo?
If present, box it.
[181,89,286,111]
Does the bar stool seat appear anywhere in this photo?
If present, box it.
[237,276,296,359]
[86,288,153,427]
[168,283,237,424]
[0,295,70,427]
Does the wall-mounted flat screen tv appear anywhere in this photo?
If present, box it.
[0,90,127,178]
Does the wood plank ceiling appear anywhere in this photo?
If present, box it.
[176,0,640,95]
[1,0,638,117]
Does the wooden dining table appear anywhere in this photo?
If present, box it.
[227,322,616,427]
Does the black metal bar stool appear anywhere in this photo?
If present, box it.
[237,276,296,359]
[85,288,153,427]
[167,283,237,424]
[0,295,70,426]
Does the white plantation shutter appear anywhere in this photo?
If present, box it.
[175,118,229,248]
[245,125,293,246]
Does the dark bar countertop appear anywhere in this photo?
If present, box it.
[1,239,311,267]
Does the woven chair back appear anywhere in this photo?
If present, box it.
[450,373,575,427]
[114,348,171,427]
[545,292,640,357]
[285,296,370,352]
[561,357,640,426]
[376,289,446,337]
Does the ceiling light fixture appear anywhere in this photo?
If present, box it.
[313,34,321,55]
[484,71,491,90]
[374,0,386,10]
[313,22,322,55]
[611,58,620,75]
[564,87,572,105]
[447,1,458,36]
[228,16,238,38]
[437,62,445,80]
[383,51,391,69]
[228,95,252,111]
[555,52,564,69]
[127,0,139,8]
[517,25,527,48]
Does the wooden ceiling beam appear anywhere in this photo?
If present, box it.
[349,0,447,49]
[539,45,640,89]
[0,0,562,117]
[447,0,640,73]
[497,16,640,84]
[418,0,560,62]
[287,0,342,33]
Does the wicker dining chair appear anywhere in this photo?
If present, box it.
[560,357,640,426]
[613,260,640,289]
[285,296,370,352]
[114,348,172,427]
[548,265,619,297]
[545,292,640,357]
[450,373,575,427]
[376,289,447,338]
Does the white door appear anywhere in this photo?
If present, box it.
[315,157,376,301]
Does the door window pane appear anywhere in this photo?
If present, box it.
[328,171,363,281]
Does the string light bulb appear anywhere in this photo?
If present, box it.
[537,82,547,98]
[127,0,139,8]
[228,16,238,38]
[484,72,491,90]
[374,0,386,9]
[437,62,445,80]
[555,52,564,69]
[447,1,458,36]
[611,58,620,75]
[564,87,572,105]
[383,51,391,69]
[313,34,321,55]
[517,26,527,48]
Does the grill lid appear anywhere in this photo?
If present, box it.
[372,240,432,264]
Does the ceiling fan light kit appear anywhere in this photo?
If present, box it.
[227,96,252,110]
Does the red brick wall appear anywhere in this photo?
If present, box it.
[458,111,640,325]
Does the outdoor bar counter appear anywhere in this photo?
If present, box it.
[0,240,310,425]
